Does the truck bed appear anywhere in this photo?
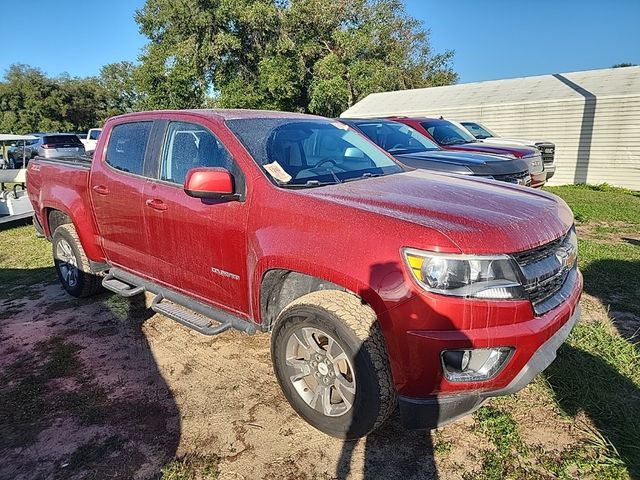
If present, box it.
[27,157,97,256]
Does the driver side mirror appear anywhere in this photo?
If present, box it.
[184,167,239,200]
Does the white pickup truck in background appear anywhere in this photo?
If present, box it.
[457,120,557,179]
[80,128,102,153]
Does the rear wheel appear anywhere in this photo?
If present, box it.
[271,290,396,439]
[52,224,103,297]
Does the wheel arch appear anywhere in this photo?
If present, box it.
[258,268,384,331]
[43,205,105,263]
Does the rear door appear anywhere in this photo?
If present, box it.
[141,118,250,316]
[90,120,155,273]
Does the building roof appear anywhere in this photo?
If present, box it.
[342,66,640,118]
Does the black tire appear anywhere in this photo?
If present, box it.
[271,290,396,439]
[52,224,103,298]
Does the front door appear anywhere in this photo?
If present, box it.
[142,120,250,317]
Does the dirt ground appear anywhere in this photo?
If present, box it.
[0,282,605,480]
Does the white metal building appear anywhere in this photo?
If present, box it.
[342,67,640,189]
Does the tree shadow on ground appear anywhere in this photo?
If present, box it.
[0,269,181,479]
[545,259,640,478]
[544,343,640,479]
[582,259,640,346]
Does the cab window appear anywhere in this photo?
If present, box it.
[160,122,235,185]
[105,122,152,175]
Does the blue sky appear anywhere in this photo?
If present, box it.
[0,0,638,84]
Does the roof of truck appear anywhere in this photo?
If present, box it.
[111,109,323,122]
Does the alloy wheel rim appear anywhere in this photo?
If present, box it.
[284,325,356,417]
[55,238,79,288]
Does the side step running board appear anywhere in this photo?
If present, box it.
[104,267,257,336]
[151,294,232,336]
[102,272,145,297]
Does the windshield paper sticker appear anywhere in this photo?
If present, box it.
[264,161,292,183]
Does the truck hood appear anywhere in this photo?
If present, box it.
[444,142,537,159]
[395,151,528,176]
[481,137,554,148]
[303,170,573,255]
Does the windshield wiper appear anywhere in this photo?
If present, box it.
[343,172,382,183]
[278,180,337,189]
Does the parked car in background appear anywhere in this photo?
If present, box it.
[11,133,86,165]
[34,134,86,159]
[28,109,581,439]
[80,128,102,152]
[339,118,532,186]
[7,134,44,168]
[392,117,547,188]
[458,121,556,179]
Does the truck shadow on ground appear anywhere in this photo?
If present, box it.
[336,416,438,480]
[0,272,181,479]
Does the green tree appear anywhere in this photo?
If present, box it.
[99,61,142,117]
[0,64,133,134]
[134,0,456,116]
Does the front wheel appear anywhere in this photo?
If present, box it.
[52,224,103,297]
[271,291,396,439]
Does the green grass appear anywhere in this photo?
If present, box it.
[160,455,220,480]
[545,184,640,225]
[0,223,54,297]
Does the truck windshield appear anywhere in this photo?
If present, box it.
[353,121,440,155]
[461,122,496,140]
[226,118,404,187]
[423,121,477,146]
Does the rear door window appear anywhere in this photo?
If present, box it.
[105,122,153,175]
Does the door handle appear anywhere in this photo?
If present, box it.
[145,198,168,211]
[92,185,109,195]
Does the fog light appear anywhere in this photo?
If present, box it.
[441,347,513,382]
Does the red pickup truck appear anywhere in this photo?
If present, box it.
[27,110,582,439]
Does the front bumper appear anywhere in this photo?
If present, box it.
[399,303,581,429]
[545,165,556,179]
[530,171,547,188]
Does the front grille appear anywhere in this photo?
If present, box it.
[494,170,531,186]
[512,228,577,315]
[526,269,569,305]
[537,143,555,164]
[512,236,564,266]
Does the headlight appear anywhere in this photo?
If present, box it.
[402,249,525,299]
[560,226,578,269]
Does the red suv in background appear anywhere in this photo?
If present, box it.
[392,117,547,188]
